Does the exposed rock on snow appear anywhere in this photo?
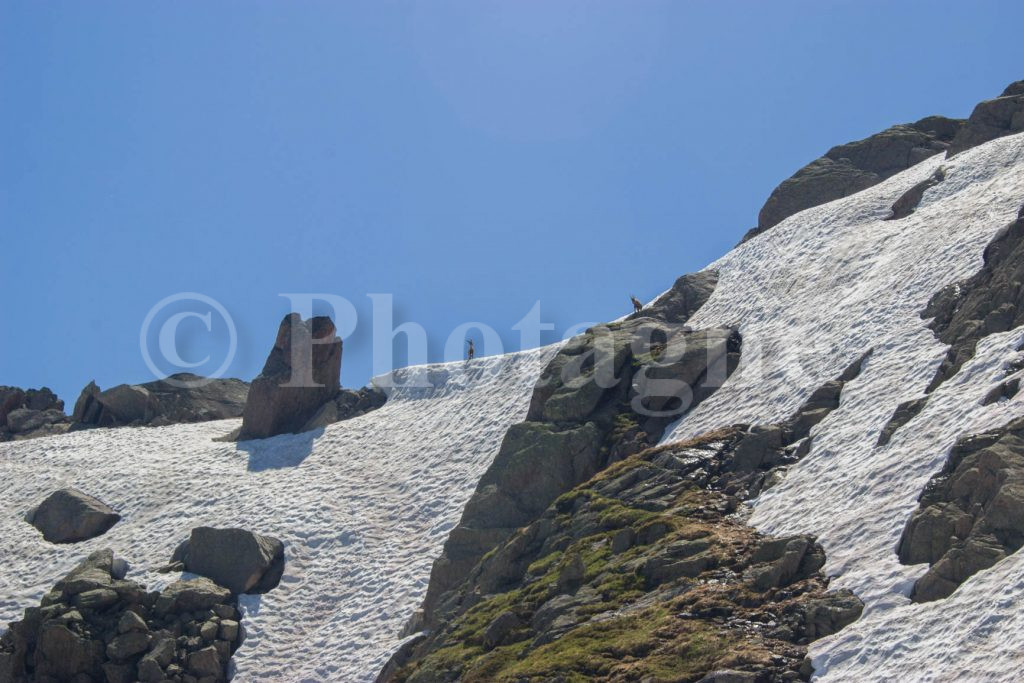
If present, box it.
[947,81,1024,156]
[635,269,719,323]
[71,374,249,429]
[238,314,342,440]
[299,385,388,432]
[391,429,862,682]
[0,550,243,682]
[27,488,121,544]
[0,386,69,442]
[875,396,928,447]
[922,204,1024,392]
[898,414,1024,601]
[886,166,946,220]
[421,305,741,625]
[745,115,963,241]
[172,527,285,594]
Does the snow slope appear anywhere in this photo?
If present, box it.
[4,134,1024,682]
[661,132,1024,680]
[0,347,556,681]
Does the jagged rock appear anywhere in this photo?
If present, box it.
[745,116,963,240]
[0,386,69,441]
[886,167,946,220]
[947,82,1024,156]
[899,415,1024,601]
[5,408,65,434]
[238,313,342,440]
[922,205,1024,392]
[26,488,121,544]
[982,378,1020,405]
[118,610,148,634]
[187,646,222,677]
[173,527,285,594]
[106,631,151,660]
[698,672,758,683]
[71,374,249,429]
[877,397,928,446]
[639,270,719,322]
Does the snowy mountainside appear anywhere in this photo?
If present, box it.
[662,132,1024,680]
[0,348,556,680]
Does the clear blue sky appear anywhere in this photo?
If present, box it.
[2,1,1022,405]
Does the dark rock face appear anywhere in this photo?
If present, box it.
[922,205,1024,392]
[420,313,742,624]
[898,415,1024,602]
[389,427,863,682]
[71,374,249,429]
[27,488,121,544]
[0,550,244,682]
[744,116,963,241]
[0,386,69,442]
[885,167,946,221]
[947,82,1024,157]
[172,527,285,594]
[876,397,929,447]
[238,314,342,440]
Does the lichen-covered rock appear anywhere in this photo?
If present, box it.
[26,488,121,544]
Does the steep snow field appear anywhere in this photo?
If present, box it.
[662,132,1024,680]
[0,347,556,680]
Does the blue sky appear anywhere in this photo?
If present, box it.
[2,1,1022,405]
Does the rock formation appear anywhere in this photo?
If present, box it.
[743,115,963,241]
[947,81,1024,156]
[168,527,285,595]
[0,550,244,682]
[0,386,69,442]
[898,415,1024,602]
[26,488,121,544]
[71,374,249,429]
[237,314,343,440]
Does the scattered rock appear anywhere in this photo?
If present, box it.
[482,611,522,649]
[877,397,929,446]
[238,313,343,440]
[886,167,946,220]
[26,488,121,544]
[173,527,285,594]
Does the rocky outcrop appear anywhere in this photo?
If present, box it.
[0,550,244,682]
[26,488,121,544]
[420,313,742,625]
[635,269,719,323]
[237,314,343,440]
[922,204,1024,392]
[0,386,70,442]
[71,374,249,429]
[898,415,1024,602]
[946,81,1024,157]
[744,116,963,241]
[388,426,863,682]
[169,527,285,594]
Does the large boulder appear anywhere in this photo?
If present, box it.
[745,115,963,240]
[238,314,342,440]
[0,385,69,442]
[27,488,121,544]
[71,374,249,429]
[947,81,1024,156]
[173,527,285,594]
